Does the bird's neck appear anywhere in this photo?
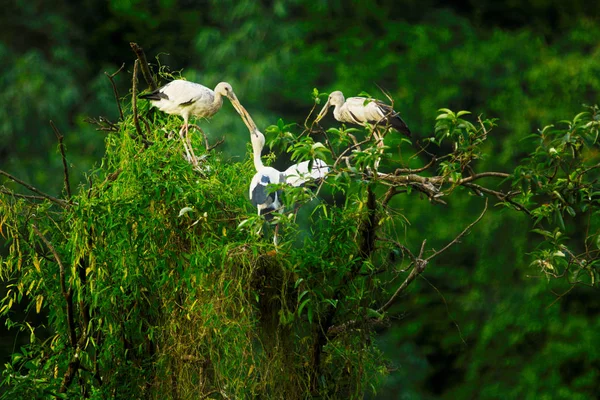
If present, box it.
[332,103,343,120]
[252,144,264,171]
[212,92,224,108]
[251,130,265,171]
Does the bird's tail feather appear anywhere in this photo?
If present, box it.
[138,90,167,101]
[387,115,411,137]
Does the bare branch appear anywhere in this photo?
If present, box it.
[207,137,225,152]
[84,116,119,132]
[462,182,531,215]
[104,63,125,120]
[377,199,487,314]
[132,60,143,138]
[425,198,488,262]
[393,156,437,175]
[378,259,428,314]
[130,42,157,91]
[50,121,71,199]
[0,187,48,202]
[377,237,418,263]
[0,170,68,208]
[457,172,510,184]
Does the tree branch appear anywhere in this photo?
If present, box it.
[393,156,437,175]
[462,182,531,215]
[456,171,510,184]
[130,42,157,91]
[50,121,71,199]
[0,187,48,202]
[377,199,488,314]
[376,240,427,314]
[425,198,488,262]
[132,60,151,148]
[104,63,125,120]
[0,170,68,208]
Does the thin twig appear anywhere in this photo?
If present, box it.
[130,42,157,91]
[104,63,125,120]
[207,137,225,152]
[132,60,151,148]
[0,170,68,207]
[425,198,488,262]
[456,172,510,184]
[0,187,47,202]
[132,60,143,138]
[50,121,71,199]
[394,156,437,175]
[377,250,426,313]
[84,116,119,132]
[462,182,530,215]
[377,199,487,314]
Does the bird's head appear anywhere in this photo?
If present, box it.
[215,82,236,99]
[328,91,345,106]
[251,128,266,150]
[316,90,345,122]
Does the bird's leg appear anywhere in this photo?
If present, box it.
[185,123,200,167]
[179,124,195,165]
[372,127,385,170]
[273,223,280,248]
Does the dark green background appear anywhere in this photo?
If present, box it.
[1,1,599,398]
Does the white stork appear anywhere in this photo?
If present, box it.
[139,80,240,166]
[228,99,329,243]
[315,90,411,137]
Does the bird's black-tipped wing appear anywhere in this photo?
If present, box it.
[374,101,411,137]
[250,173,285,219]
[251,176,271,208]
[138,87,169,101]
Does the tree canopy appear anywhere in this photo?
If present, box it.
[1,1,599,398]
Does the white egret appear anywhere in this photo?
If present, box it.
[139,80,240,166]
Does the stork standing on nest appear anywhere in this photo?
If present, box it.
[139,80,240,166]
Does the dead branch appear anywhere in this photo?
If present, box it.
[425,198,488,262]
[0,170,68,208]
[393,156,437,175]
[50,121,71,199]
[207,137,225,152]
[84,116,119,132]
[462,182,531,215]
[0,187,48,202]
[457,171,510,184]
[376,199,487,314]
[104,63,125,120]
[132,60,144,142]
[376,240,427,314]
[130,42,157,91]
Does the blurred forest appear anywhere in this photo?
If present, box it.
[1,0,599,398]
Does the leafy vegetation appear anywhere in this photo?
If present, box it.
[1,1,600,398]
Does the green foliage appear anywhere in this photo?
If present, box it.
[2,1,600,399]
[0,97,392,397]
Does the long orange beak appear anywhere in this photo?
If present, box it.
[315,98,331,123]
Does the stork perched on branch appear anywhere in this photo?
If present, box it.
[139,80,240,166]
[315,90,411,137]
[228,98,329,243]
